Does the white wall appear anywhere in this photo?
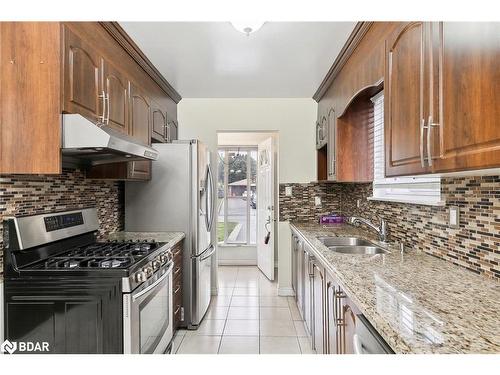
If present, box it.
[179,98,317,294]
[178,98,317,184]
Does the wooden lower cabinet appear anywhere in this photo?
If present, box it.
[4,278,122,353]
[291,229,391,355]
[340,293,360,354]
[302,244,314,336]
[326,271,341,354]
[312,260,326,353]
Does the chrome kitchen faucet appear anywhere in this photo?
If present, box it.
[348,216,388,243]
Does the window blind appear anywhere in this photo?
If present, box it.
[370,92,443,206]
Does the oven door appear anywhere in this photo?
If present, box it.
[123,261,174,354]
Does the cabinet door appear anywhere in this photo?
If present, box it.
[385,22,432,176]
[340,294,358,354]
[312,261,326,354]
[5,279,122,353]
[431,22,500,172]
[302,247,313,336]
[291,235,298,295]
[102,59,129,134]
[151,100,167,142]
[128,82,152,180]
[326,272,340,354]
[63,26,103,123]
[327,108,337,180]
[296,239,304,315]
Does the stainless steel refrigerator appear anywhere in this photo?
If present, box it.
[125,140,215,329]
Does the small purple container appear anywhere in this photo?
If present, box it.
[320,214,344,224]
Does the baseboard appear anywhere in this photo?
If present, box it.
[277,286,295,297]
[218,259,257,266]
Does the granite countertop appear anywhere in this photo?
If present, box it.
[290,221,500,354]
[106,231,185,248]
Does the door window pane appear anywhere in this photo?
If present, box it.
[217,147,258,245]
[249,150,257,245]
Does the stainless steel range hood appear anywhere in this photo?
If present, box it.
[62,114,159,166]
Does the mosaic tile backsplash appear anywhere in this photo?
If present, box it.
[0,169,125,275]
[279,183,342,222]
[279,176,500,280]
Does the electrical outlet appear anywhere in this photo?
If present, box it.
[449,206,460,228]
[314,196,322,207]
[285,186,293,196]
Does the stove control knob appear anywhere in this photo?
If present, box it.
[152,260,161,270]
[143,266,154,277]
[135,271,147,283]
[159,254,168,263]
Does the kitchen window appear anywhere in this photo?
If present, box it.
[370,92,444,206]
[217,147,257,245]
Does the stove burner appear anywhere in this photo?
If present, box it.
[38,241,160,270]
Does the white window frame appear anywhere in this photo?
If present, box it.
[369,92,445,206]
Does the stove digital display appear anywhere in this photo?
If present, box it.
[44,212,84,232]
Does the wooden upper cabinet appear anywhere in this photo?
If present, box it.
[63,26,103,123]
[128,82,152,180]
[385,22,431,177]
[102,59,129,134]
[151,100,167,142]
[430,22,500,172]
[0,22,62,174]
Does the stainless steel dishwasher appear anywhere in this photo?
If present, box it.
[353,315,394,354]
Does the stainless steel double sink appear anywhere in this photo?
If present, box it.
[317,236,388,255]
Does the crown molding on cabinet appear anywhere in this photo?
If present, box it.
[312,22,374,102]
[100,22,182,104]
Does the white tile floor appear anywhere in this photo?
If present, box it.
[173,266,315,354]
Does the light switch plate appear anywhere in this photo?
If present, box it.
[449,206,460,228]
[285,186,293,196]
[314,196,321,207]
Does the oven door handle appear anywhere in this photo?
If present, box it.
[132,262,173,300]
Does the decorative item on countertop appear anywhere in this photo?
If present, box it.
[320,214,344,224]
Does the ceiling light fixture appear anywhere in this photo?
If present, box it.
[230,21,265,36]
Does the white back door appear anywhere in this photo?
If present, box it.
[257,137,275,280]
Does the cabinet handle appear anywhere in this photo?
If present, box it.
[174,266,181,276]
[98,90,106,125]
[105,93,110,125]
[419,118,426,167]
[174,305,181,315]
[427,115,440,167]
[164,121,170,142]
[174,284,181,294]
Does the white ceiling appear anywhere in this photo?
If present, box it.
[120,22,356,98]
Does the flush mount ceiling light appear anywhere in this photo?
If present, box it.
[230,21,265,36]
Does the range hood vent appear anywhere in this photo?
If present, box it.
[62,114,158,166]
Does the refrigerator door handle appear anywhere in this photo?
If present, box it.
[206,163,215,232]
[195,244,215,262]
[203,165,210,231]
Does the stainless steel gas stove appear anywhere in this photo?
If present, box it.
[3,208,174,354]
